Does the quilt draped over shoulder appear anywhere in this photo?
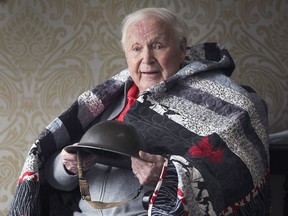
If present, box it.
[8,43,270,216]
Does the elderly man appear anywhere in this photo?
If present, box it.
[9,8,270,216]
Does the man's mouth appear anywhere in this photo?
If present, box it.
[141,71,159,74]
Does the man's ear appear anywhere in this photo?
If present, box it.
[179,37,187,61]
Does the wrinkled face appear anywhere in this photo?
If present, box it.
[124,18,187,95]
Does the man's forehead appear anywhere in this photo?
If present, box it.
[127,18,172,40]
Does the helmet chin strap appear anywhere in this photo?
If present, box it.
[76,152,143,209]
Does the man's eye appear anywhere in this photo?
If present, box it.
[132,47,141,52]
[153,44,163,50]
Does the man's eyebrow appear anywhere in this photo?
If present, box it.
[127,34,168,47]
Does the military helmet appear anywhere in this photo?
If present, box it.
[65,120,142,168]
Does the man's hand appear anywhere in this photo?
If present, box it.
[131,151,166,186]
[61,144,98,174]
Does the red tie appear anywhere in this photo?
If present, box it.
[115,83,138,121]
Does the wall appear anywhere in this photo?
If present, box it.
[0,0,287,215]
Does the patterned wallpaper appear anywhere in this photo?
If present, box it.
[0,0,287,214]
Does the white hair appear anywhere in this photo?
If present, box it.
[121,7,188,50]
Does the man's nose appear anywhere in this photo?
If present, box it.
[141,47,155,64]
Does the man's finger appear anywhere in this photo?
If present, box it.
[139,150,163,163]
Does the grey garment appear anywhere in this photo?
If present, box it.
[75,164,151,216]
[45,152,152,216]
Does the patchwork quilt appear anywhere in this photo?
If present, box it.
[8,43,270,216]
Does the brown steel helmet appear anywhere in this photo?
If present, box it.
[65,120,142,168]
